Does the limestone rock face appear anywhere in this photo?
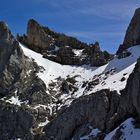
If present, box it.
[0,22,16,72]
[26,19,55,51]
[121,58,140,117]
[44,90,120,140]
[117,8,140,54]
[84,43,111,66]
[0,21,25,97]
[0,101,33,140]
[0,21,53,139]
[18,20,113,66]
[0,20,52,104]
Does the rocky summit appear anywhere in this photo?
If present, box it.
[17,19,113,66]
[1,7,140,140]
[117,8,140,55]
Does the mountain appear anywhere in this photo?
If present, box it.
[117,8,140,55]
[17,19,113,66]
[0,8,140,140]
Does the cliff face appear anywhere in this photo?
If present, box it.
[17,19,113,66]
[0,22,16,72]
[0,22,54,140]
[44,89,120,140]
[117,8,140,55]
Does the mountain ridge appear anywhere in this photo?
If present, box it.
[17,19,113,66]
[0,7,140,140]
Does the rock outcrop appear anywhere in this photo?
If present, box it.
[44,89,120,140]
[0,101,33,140]
[117,8,140,55]
[0,21,51,105]
[17,19,113,66]
[118,57,140,118]
[0,22,16,72]
[17,19,88,52]
[0,21,53,139]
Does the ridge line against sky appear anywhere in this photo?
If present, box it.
[0,0,140,53]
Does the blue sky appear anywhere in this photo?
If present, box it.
[1,0,140,53]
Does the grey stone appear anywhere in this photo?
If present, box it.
[117,8,140,54]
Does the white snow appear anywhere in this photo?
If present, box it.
[33,104,47,109]
[38,117,49,127]
[80,118,140,140]
[80,128,101,140]
[104,118,140,140]
[73,49,83,56]
[6,96,21,106]
[20,43,140,99]
[19,43,140,139]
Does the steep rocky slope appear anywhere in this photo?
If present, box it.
[0,21,56,140]
[44,89,120,140]
[17,19,112,66]
[20,40,140,140]
[117,8,140,55]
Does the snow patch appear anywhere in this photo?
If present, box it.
[20,43,140,103]
[38,117,49,127]
[6,96,21,106]
[73,49,83,56]
[80,128,101,140]
[105,118,140,140]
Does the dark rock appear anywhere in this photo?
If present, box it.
[120,77,126,82]
[117,8,140,55]
[111,126,123,140]
[121,58,140,117]
[117,49,131,59]
[0,101,33,140]
[61,81,69,93]
[44,89,120,140]
[17,19,113,66]
[89,43,111,66]
[0,21,53,139]
[21,19,55,51]
[0,21,16,72]
[0,21,52,106]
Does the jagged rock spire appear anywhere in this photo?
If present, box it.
[117,8,140,54]
[0,21,16,72]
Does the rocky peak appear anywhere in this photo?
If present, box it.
[0,21,16,72]
[17,19,113,66]
[27,19,55,51]
[0,21,13,39]
[0,21,54,139]
[117,8,140,55]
